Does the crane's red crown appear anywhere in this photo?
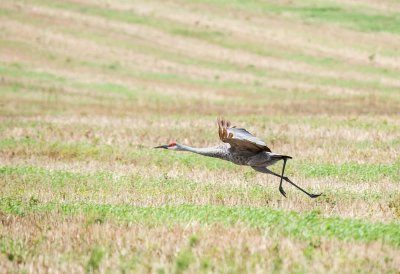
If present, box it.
[168,142,177,147]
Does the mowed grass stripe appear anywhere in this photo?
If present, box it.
[2,113,399,138]
[1,140,399,182]
[303,162,400,183]
[1,165,399,223]
[0,165,397,199]
[3,58,396,109]
[5,1,400,95]
[7,1,399,83]
[2,61,400,117]
[1,198,399,247]
[0,164,394,201]
[184,0,400,34]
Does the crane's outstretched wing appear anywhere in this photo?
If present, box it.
[217,118,271,153]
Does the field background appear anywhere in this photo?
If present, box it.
[1,0,400,272]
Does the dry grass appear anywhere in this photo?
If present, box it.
[1,214,399,273]
[1,0,400,272]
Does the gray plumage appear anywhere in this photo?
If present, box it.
[155,118,321,198]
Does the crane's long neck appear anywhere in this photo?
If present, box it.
[177,144,227,159]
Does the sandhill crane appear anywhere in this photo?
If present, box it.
[155,118,321,198]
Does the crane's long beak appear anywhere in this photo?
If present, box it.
[154,144,168,149]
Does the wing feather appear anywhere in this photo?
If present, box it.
[217,118,271,153]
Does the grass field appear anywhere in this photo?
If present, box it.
[1,0,400,272]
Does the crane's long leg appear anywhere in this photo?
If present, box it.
[279,159,287,198]
[284,176,322,198]
[251,166,322,198]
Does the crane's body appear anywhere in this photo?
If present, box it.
[155,118,321,198]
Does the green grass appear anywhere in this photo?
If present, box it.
[0,165,396,219]
[0,63,67,83]
[301,162,400,182]
[283,5,400,33]
[0,237,32,265]
[86,246,106,272]
[188,0,400,33]
[257,3,400,33]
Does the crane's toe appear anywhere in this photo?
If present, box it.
[309,193,323,198]
[279,186,287,198]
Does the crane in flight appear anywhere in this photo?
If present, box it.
[155,118,321,198]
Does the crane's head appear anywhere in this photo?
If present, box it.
[154,141,177,150]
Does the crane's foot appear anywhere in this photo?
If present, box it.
[308,193,323,198]
[279,186,287,198]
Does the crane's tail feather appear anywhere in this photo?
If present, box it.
[271,154,292,160]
